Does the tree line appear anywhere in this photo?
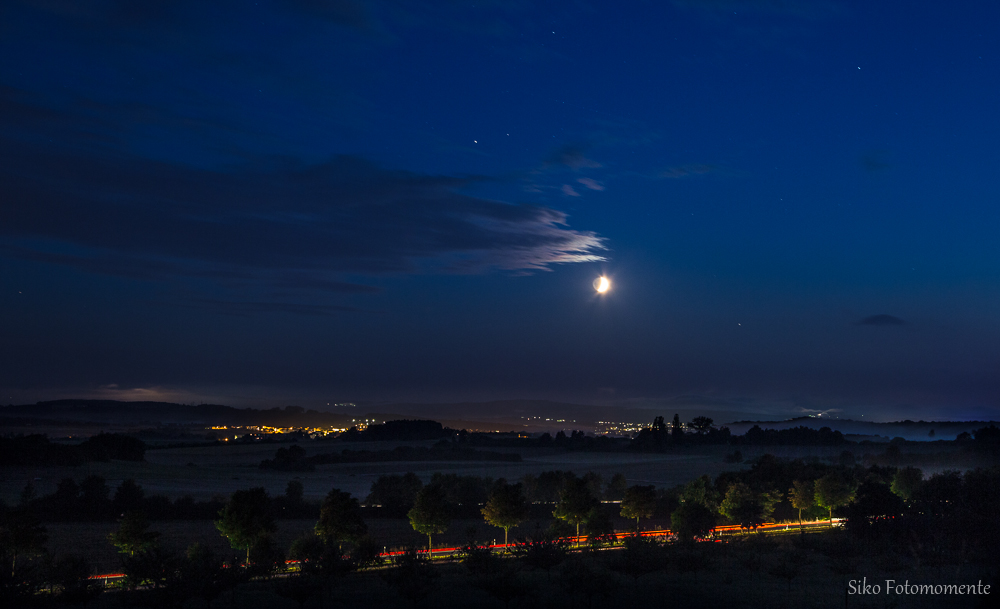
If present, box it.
[2,456,998,606]
[3,477,316,523]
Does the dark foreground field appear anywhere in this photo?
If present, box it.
[36,529,1000,609]
[4,430,999,608]
[46,517,624,575]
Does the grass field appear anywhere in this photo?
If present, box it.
[1,439,878,506]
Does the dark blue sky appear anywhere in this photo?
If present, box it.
[2,0,998,421]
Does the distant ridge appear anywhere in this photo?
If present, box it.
[2,399,994,442]
[0,398,654,434]
[724,416,997,442]
[0,399,354,428]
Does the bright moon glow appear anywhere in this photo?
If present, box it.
[594,276,610,293]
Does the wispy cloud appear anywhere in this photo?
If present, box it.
[524,144,608,197]
[672,0,842,19]
[544,145,603,171]
[0,82,607,315]
[857,314,906,326]
[0,148,606,282]
[659,164,716,179]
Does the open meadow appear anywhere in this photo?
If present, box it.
[1,437,892,505]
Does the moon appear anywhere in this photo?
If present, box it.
[593,276,610,293]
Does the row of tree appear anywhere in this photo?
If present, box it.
[7,476,316,522]
[3,459,998,604]
[361,457,1000,557]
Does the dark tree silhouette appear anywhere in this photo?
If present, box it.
[553,477,598,546]
[581,471,603,500]
[524,470,573,503]
[259,445,314,471]
[108,510,160,556]
[814,474,854,525]
[671,501,717,540]
[481,480,528,548]
[671,413,684,439]
[215,487,277,565]
[789,480,814,530]
[408,484,451,551]
[289,533,326,574]
[112,479,145,515]
[605,473,627,501]
[690,416,714,434]
[80,475,111,520]
[584,505,616,548]
[246,535,285,579]
[315,488,368,549]
[844,480,905,540]
[80,433,146,461]
[430,473,493,517]
[914,470,962,516]
[118,546,179,592]
[890,466,923,502]
[350,535,384,570]
[0,508,47,577]
[620,485,656,531]
[366,472,423,517]
[719,483,781,532]
[681,475,718,509]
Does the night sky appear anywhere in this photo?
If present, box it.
[2,1,998,421]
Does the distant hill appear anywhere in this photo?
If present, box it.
[2,399,994,442]
[724,417,996,442]
[362,401,997,440]
[0,398,618,433]
[0,399,354,428]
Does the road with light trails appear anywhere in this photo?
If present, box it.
[88,519,844,583]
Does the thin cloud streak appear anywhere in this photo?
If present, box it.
[0,146,607,295]
[857,314,906,326]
